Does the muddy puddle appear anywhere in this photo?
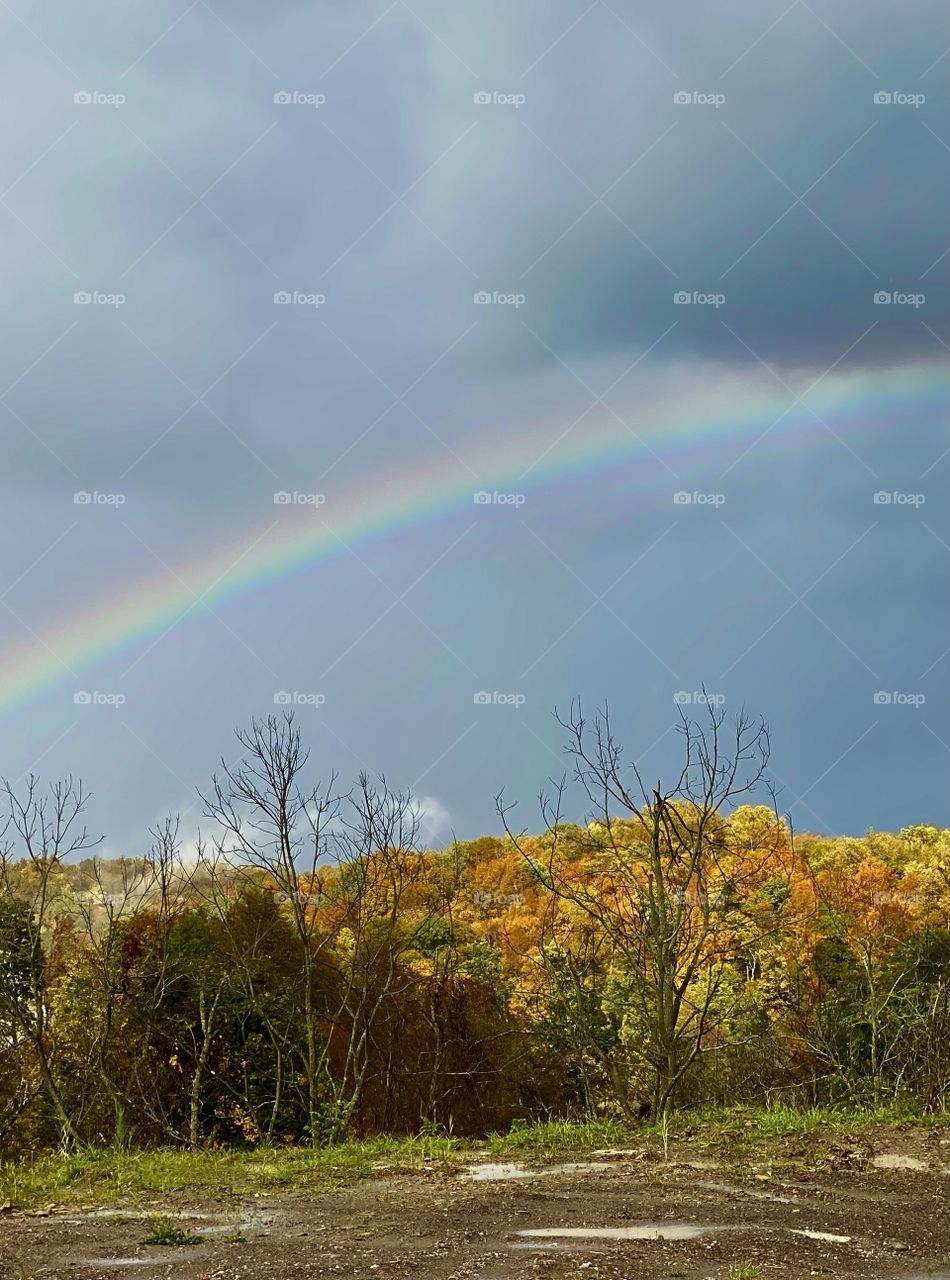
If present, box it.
[694,1178,795,1203]
[76,1205,276,1269]
[873,1153,929,1170]
[85,1260,162,1269]
[515,1222,719,1243]
[791,1227,852,1243]
[467,1159,615,1181]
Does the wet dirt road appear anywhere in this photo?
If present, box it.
[1,1127,946,1280]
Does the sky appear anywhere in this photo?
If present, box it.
[0,0,947,855]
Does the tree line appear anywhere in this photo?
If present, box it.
[0,705,946,1154]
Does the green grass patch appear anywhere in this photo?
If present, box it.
[486,1117,635,1155]
[142,1213,202,1246]
[0,1134,469,1211]
[0,1105,942,1211]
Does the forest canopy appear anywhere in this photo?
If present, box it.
[0,709,946,1154]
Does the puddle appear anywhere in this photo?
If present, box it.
[873,1154,928,1171]
[515,1223,718,1242]
[87,1261,162,1269]
[468,1162,537,1182]
[467,1160,614,1182]
[65,1208,144,1222]
[695,1179,795,1204]
[75,1203,275,1267]
[791,1228,851,1244]
[68,1206,275,1231]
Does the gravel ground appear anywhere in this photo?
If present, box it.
[1,1125,946,1280]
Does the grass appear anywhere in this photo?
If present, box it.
[0,1133,465,1211]
[142,1213,202,1246]
[486,1117,633,1155]
[0,1105,942,1211]
[728,1266,764,1280]
[683,1100,944,1138]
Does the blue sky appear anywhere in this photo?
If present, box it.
[1,0,947,852]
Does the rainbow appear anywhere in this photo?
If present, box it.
[0,360,945,716]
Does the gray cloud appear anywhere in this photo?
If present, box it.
[0,0,946,849]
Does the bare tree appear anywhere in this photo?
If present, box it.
[201,716,438,1141]
[0,775,101,1147]
[317,772,429,1139]
[200,714,340,1143]
[117,818,209,1146]
[70,852,158,1144]
[498,697,781,1118]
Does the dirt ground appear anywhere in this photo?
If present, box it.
[1,1126,947,1280]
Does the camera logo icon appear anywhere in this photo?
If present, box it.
[473,91,491,105]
